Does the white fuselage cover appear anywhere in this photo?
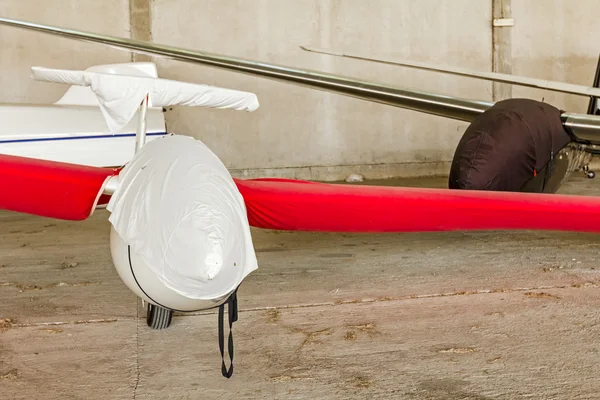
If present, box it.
[107,134,258,307]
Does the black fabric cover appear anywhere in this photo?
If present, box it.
[448,98,572,192]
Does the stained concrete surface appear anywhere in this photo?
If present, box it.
[2,175,600,399]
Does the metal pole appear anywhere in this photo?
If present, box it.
[586,54,600,115]
[135,94,149,153]
[102,95,148,196]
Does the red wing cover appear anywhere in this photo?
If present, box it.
[0,154,118,220]
[3,153,600,234]
[236,178,600,233]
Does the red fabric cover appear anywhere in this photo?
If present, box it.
[3,152,600,234]
[235,178,600,233]
[0,154,118,220]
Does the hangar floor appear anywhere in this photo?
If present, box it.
[2,175,600,399]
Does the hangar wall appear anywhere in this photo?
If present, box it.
[151,0,493,180]
[511,0,600,113]
[0,0,132,104]
[1,1,599,180]
[150,0,600,180]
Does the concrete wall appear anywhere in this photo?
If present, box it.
[151,0,493,180]
[2,1,600,180]
[511,0,600,112]
[0,0,131,104]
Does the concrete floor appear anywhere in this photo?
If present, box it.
[2,175,600,399]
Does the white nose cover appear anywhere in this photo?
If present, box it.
[106,134,258,300]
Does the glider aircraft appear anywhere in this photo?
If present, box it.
[3,17,600,378]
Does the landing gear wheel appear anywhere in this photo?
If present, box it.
[582,165,596,179]
[146,304,173,329]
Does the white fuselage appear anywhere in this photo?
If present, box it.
[0,103,166,167]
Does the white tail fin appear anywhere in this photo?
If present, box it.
[53,62,159,106]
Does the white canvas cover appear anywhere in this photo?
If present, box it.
[106,134,258,300]
[31,66,260,132]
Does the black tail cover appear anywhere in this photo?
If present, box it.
[448,98,572,192]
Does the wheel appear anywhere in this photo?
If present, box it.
[588,171,596,179]
[146,303,173,329]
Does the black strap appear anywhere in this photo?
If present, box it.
[218,290,238,378]
[541,150,553,192]
[129,244,242,378]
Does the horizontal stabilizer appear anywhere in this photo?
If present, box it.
[32,66,260,132]
[301,46,600,98]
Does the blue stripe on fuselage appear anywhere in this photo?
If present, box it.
[0,132,167,144]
